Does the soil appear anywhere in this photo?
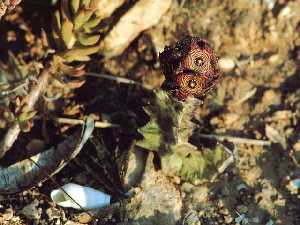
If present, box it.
[0,0,300,225]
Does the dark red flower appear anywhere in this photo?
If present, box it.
[159,36,220,101]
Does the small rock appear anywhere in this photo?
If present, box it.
[265,125,287,149]
[46,207,61,221]
[192,186,209,203]
[181,182,194,193]
[270,110,293,121]
[224,214,233,224]
[210,116,221,126]
[268,54,281,64]
[263,90,280,104]
[278,6,292,19]
[64,221,84,225]
[0,207,14,220]
[293,141,300,151]
[254,89,281,113]
[223,113,239,126]
[76,212,93,224]
[218,57,235,72]
[241,167,262,187]
[21,199,41,220]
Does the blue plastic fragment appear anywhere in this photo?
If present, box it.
[290,178,300,189]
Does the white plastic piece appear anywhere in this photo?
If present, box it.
[51,183,111,210]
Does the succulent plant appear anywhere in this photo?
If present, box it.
[136,37,226,184]
[52,0,106,62]
[136,90,227,184]
[51,0,171,61]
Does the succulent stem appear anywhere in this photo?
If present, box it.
[136,90,227,184]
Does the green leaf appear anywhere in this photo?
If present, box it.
[136,90,227,184]
[136,116,161,151]
[60,45,100,62]
[19,120,31,132]
[161,144,226,184]
[18,110,37,122]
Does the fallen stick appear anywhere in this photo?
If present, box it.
[85,72,152,90]
[197,133,271,146]
[55,117,119,128]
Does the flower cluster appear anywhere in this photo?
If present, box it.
[159,36,220,101]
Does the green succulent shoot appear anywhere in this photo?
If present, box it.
[136,90,228,184]
[52,0,105,62]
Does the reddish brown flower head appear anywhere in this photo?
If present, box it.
[159,36,220,101]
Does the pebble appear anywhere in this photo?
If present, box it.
[21,199,41,220]
[46,207,61,220]
[64,221,84,225]
[262,89,281,106]
[192,186,209,203]
[77,212,93,224]
[293,141,300,151]
[223,113,239,126]
[0,207,14,220]
[224,214,233,224]
[268,54,281,64]
[278,6,292,19]
[181,182,194,193]
[218,57,235,72]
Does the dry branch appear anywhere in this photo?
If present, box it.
[55,117,119,128]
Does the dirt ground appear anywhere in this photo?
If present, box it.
[0,0,300,225]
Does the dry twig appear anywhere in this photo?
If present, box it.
[197,133,271,146]
[55,117,119,128]
[85,72,152,90]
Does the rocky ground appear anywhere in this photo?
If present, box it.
[0,0,300,224]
